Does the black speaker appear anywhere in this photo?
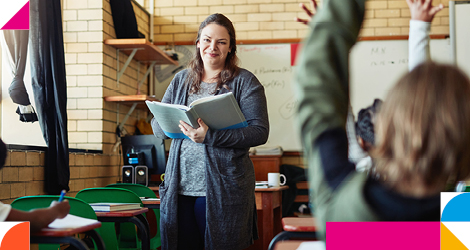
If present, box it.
[135,165,148,186]
[122,165,134,183]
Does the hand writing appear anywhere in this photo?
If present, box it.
[406,0,443,22]
[179,118,208,143]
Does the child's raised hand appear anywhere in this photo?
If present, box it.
[406,0,444,22]
[294,0,318,25]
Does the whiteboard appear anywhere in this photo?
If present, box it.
[451,1,470,77]
[155,39,452,152]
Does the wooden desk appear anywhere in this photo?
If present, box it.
[250,155,282,181]
[32,222,104,250]
[273,241,319,250]
[142,199,160,209]
[246,186,288,250]
[95,208,150,250]
[282,217,316,232]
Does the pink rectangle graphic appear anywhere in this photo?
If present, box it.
[326,222,440,250]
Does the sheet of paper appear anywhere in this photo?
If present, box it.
[296,241,326,250]
[48,214,98,229]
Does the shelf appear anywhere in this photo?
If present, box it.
[104,95,159,109]
[104,39,178,65]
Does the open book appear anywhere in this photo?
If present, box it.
[146,92,247,139]
[89,203,141,212]
[48,214,100,229]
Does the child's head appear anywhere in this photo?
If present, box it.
[373,62,470,195]
[355,99,382,152]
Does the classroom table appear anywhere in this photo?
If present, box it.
[268,217,317,250]
[32,221,104,250]
[95,207,150,250]
[246,186,288,250]
[273,240,319,250]
[141,199,160,209]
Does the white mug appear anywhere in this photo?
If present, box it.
[268,173,286,187]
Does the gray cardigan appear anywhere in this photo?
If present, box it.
[151,68,269,250]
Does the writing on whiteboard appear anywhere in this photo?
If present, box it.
[261,79,286,89]
[279,96,299,120]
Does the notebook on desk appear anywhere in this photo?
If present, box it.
[89,203,141,212]
[48,214,99,229]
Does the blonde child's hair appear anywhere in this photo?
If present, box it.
[372,62,470,196]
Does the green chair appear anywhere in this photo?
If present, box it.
[76,187,148,250]
[11,195,109,250]
[107,183,161,249]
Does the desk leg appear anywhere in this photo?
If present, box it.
[99,215,150,250]
[262,192,274,250]
[85,229,106,250]
[31,236,89,250]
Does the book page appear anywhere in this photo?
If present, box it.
[146,101,198,134]
[48,214,98,229]
[296,241,325,250]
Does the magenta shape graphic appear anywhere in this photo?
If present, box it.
[1,1,30,30]
[326,222,440,250]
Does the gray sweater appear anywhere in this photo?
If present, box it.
[151,68,269,250]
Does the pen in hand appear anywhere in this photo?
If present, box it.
[58,189,66,202]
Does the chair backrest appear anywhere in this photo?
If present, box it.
[75,187,143,204]
[106,183,157,198]
[11,195,97,220]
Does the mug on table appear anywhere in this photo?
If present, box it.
[268,172,286,187]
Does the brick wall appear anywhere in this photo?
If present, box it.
[152,0,461,43]
[0,150,121,204]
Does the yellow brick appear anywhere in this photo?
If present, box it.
[259,4,285,12]
[246,30,272,39]
[375,9,400,18]
[11,183,25,198]
[363,19,387,28]
[69,153,76,166]
[25,181,44,196]
[210,5,234,14]
[75,154,85,166]
[85,154,94,166]
[365,1,387,9]
[0,184,10,200]
[285,3,301,12]
[359,27,375,37]
[224,14,247,22]
[249,0,272,3]
[234,22,260,31]
[388,18,409,27]
[236,31,248,40]
[80,166,91,178]
[159,7,184,16]
[174,0,197,6]
[3,167,18,181]
[273,30,297,39]
[4,151,10,167]
[272,12,297,21]
[19,167,34,181]
[435,7,449,17]
[431,25,449,35]
[33,166,44,181]
[185,6,209,15]
[154,16,173,25]
[161,25,185,33]
[155,0,174,7]
[388,1,408,9]
[175,33,197,41]
[224,0,247,4]
[173,15,198,24]
[259,22,285,30]
[374,27,401,36]
[401,8,411,17]
[440,17,449,25]
[285,21,308,30]
[247,13,272,22]
[400,27,410,36]
[431,17,441,25]
[186,24,200,33]
[10,151,26,166]
[364,10,374,19]
[199,0,222,5]
[297,29,309,39]
[234,5,259,13]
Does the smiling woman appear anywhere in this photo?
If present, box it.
[151,13,269,250]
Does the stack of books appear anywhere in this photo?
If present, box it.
[255,181,269,189]
[89,203,141,212]
[253,146,283,155]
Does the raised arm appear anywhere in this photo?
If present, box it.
[407,0,443,70]
[294,0,371,237]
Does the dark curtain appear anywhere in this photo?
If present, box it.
[2,30,30,106]
[110,0,140,38]
[29,0,69,194]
